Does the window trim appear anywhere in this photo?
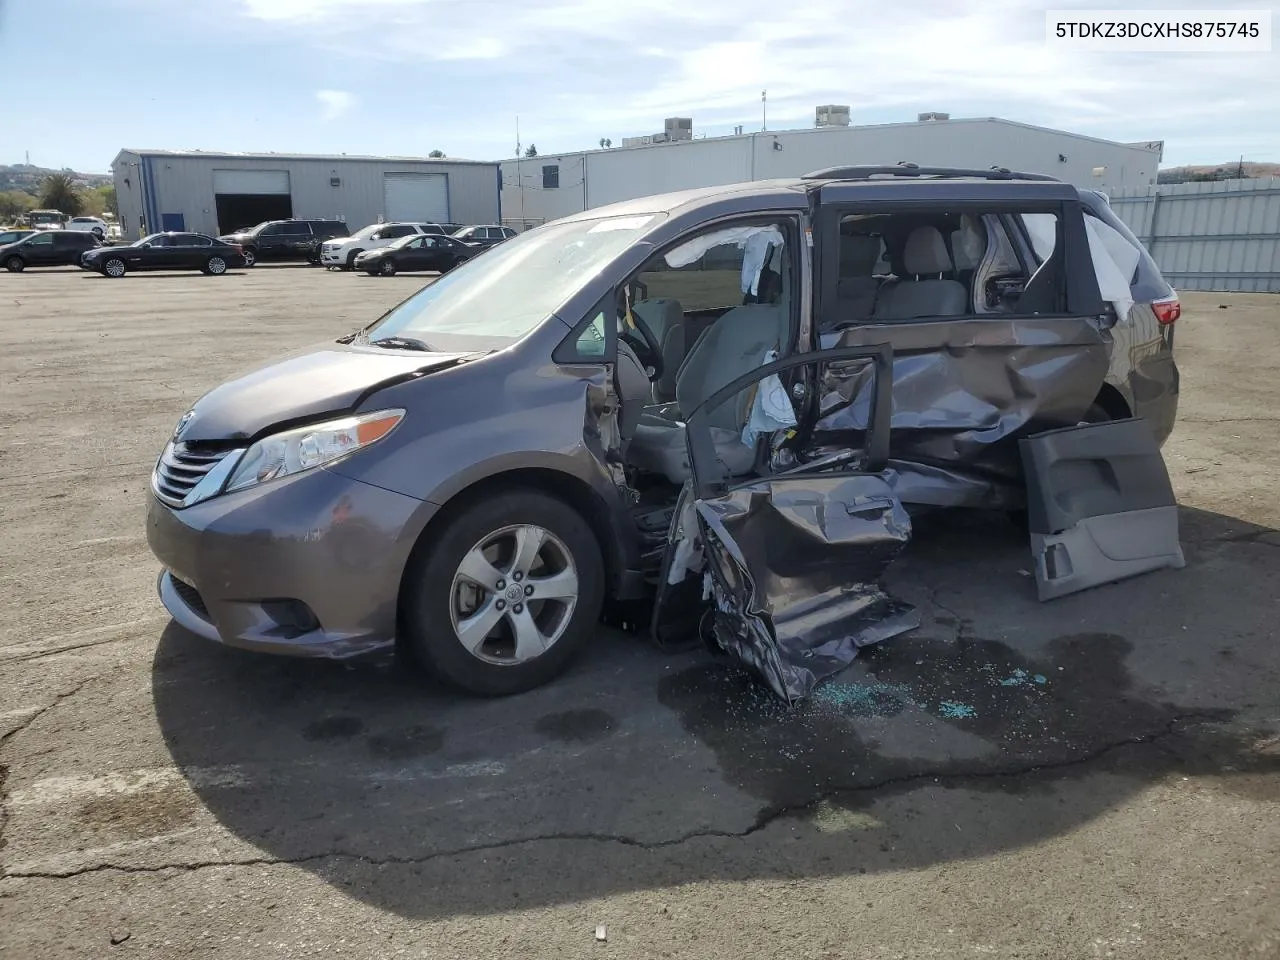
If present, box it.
[553,290,616,364]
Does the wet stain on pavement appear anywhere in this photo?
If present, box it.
[366,725,446,761]
[656,632,1230,811]
[302,716,365,741]
[534,708,618,744]
[77,787,198,840]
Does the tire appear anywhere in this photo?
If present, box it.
[365,268,380,276]
[203,256,227,276]
[345,249,363,271]
[91,227,104,238]
[4,256,24,273]
[380,259,397,277]
[401,490,604,696]
[102,257,126,278]
[241,248,257,267]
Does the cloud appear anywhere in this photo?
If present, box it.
[315,89,356,122]
[248,0,1279,164]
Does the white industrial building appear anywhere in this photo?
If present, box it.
[501,114,1164,228]
[113,150,502,241]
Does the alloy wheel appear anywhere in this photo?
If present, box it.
[104,258,125,277]
[207,256,227,275]
[448,524,580,665]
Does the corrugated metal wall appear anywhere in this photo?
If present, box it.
[1110,178,1280,292]
[112,153,501,241]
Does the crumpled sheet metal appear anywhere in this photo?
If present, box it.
[821,317,1112,491]
[693,474,920,703]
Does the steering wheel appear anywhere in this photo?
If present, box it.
[618,287,664,382]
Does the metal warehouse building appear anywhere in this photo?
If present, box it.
[112,150,502,241]
[501,115,1164,228]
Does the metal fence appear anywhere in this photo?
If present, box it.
[1109,177,1280,293]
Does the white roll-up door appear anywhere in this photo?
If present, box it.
[383,173,449,222]
[212,169,291,194]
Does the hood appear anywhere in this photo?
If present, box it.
[176,344,472,443]
[219,232,252,243]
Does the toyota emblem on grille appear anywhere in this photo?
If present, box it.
[173,410,195,441]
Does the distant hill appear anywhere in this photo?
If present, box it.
[0,163,113,195]
[1158,161,1280,184]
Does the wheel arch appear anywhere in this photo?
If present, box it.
[1094,381,1133,420]
[396,466,629,622]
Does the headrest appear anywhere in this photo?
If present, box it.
[838,234,880,277]
[903,226,953,275]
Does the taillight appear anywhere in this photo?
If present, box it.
[1153,295,1180,325]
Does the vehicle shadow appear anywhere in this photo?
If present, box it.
[152,505,1280,919]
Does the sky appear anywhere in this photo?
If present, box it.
[0,0,1276,173]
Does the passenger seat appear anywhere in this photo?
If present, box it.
[873,226,969,322]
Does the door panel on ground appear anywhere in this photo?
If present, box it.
[656,345,919,702]
[1020,418,1184,601]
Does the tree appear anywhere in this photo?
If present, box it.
[604,138,612,148]
[0,190,35,223]
[38,173,84,216]
[524,144,538,158]
[428,149,446,158]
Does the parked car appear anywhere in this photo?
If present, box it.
[0,228,37,246]
[354,233,479,276]
[146,165,1181,700]
[80,232,245,277]
[26,209,67,230]
[217,219,349,266]
[320,222,447,270]
[451,224,516,248]
[65,216,109,238]
[1,229,100,271]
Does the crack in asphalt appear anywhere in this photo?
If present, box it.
[1,711,1225,882]
[0,679,96,877]
[1178,416,1280,424]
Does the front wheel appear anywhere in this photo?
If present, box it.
[240,248,257,267]
[4,256,24,273]
[379,259,397,277]
[345,249,363,271]
[102,257,127,278]
[92,227,104,238]
[203,256,228,275]
[401,491,604,696]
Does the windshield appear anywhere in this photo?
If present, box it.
[453,227,476,239]
[30,213,62,224]
[351,224,383,240]
[132,234,163,247]
[387,234,419,249]
[366,214,661,348]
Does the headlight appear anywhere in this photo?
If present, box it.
[224,408,404,493]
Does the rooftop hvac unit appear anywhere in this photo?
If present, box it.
[664,117,693,141]
[815,105,851,127]
[917,111,951,122]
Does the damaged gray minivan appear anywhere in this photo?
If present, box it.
[147,165,1184,700]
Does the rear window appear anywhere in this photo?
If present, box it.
[1078,194,1172,301]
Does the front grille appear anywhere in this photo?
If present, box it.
[153,442,233,507]
[169,574,210,619]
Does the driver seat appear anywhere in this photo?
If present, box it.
[626,303,788,484]
[631,298,685,403]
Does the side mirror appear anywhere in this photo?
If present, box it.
[370,233,382,241]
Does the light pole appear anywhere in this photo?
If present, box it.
[761,89,767,132]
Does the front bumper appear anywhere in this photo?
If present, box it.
[320,248,348,266]
[146,466,436,659]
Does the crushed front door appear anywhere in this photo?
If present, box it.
[655,345,921,702]
[1020,418,1185,600]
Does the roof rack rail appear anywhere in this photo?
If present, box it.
[802,161,1061,182]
